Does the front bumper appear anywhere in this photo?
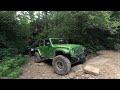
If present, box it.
[70,53,87,64]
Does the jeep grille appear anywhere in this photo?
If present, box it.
[75,47,83,54]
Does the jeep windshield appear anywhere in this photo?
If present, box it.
[51,38,68,44]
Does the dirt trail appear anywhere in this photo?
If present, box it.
[19,50,120,79]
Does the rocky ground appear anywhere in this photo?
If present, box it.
[19,50,120,79]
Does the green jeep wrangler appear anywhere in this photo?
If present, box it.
[33,38,87,75]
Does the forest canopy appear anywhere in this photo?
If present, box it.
[1,11,120,53]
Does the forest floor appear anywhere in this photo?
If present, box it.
[19,50,120,79]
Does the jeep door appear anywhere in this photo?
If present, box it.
[38,40,44,57]
[44,40,52,58]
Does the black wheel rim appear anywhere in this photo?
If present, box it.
[56,61,64,70]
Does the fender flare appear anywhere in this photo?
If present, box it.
[54,48,69,56]
[35,49,42,56]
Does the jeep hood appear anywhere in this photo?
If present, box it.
[53,44,85,49]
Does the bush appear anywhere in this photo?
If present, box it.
[114,43,120,51]
[7,67,22,79]
[0,55,27,79]
[0,48,11,61]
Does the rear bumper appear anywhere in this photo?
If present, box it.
[70,53,87,64]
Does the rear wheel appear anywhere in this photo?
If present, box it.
[52,55,71,75]
[34,52,43,63]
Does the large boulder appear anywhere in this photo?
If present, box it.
[84,65,100,75]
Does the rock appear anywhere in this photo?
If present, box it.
[29,76,34,79]
[28,63,32,65]
[84,74,91,79]
[84,65,100,75]
[74,77,80,79]
[28,70,31,73]
[38,63,45,66]
[68,73,76,79]
[1,77,8,79]
[42,74,54,79]
[64,76,70,79]
[71,65,83,72]
[61,77,66,79]
[88,77,95,79]
[75,70,83,76]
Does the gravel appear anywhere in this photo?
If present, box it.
[19,50,120,79]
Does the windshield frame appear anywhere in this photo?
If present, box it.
[50,38,68,45]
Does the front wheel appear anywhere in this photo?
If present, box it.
[79,58,86,64]
[52,55,71,75]
[79,54,86,64]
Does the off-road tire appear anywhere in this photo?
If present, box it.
[52,55,71,75]
[34,52,42,63]
[79,54,86,64]
[28,52,32,57]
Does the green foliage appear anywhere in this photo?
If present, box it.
[1,11,120,54]
[0,55,27,79]
[0,48,12,62]
[0,11,31,78]
[0,11,32,53]
[7,67,22,79]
